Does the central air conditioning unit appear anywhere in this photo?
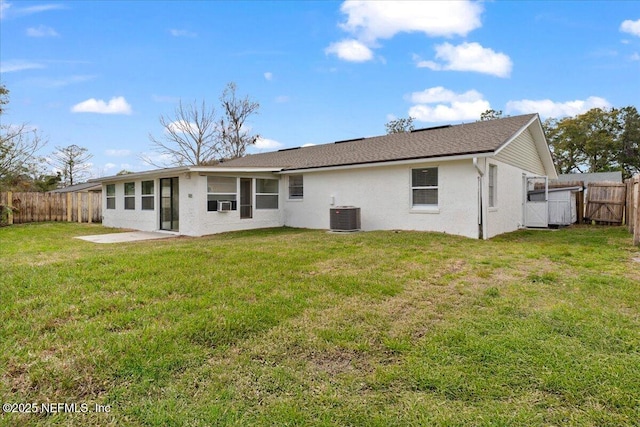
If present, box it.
[218,200,233,212]
[330,206,361,232]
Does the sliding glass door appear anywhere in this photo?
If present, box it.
[160,177,179,231]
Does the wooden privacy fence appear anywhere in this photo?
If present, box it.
[626,175,640,246]
[0,192,101,225]
[584,182,627,225]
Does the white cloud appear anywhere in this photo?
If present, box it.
[325,39,373,62]
[409,100,491,122]
[0,1,10,19]
[26,25,58,37]
[339,0,482,42]
[71,96,133,115]
[302,143,316,147]
[167,120,198,134]
[264,72,273,81]
[169,28,197,37]
[631,52,640,61]
[408,86,483,104]
[253,137,283,151]
[506,96,611,118]
[105,149,131,157]
[1,1,65,19]
[326,1,483,63]
[417,42,512,77]
[0,59,45,73]
[275,95,290,103]
[104,163,117,171]
[408,86,490,122]
[620,19,640,37]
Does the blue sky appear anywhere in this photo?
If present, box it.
[1,0,639,178]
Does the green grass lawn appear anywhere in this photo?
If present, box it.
[1,223,639,426]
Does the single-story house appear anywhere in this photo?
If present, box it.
[48,182,102,194]
[93,113,558,239]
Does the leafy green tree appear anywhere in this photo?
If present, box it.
[385,116,415,134]
[545,107,640,178]
[618,106,640,177]
[479,109,504,121]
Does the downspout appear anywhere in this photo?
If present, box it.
[473,158,484,239]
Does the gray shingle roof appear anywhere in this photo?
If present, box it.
[220,113,538,171]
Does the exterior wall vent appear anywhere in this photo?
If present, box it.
[330,206,361,231]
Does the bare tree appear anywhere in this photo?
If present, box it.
[1,123,47,185]
[217,82,260,159]
[146,82,259,167]
[1,85,48,189]
[147,100,219,167]
[50,144,93,187]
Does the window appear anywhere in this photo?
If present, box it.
[141,180,154,210]
[256,179,279,209]
[288,175,303,200]
[207,176,237,211]
[411,167,438,207]
[106,184,115,209]
[124,182,135,210]
[488,164,497,208]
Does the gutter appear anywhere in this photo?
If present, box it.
[473,157,484,176]
[474,157,485,239]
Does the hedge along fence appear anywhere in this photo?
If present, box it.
[0,191,101,226]
[626,175,640,246]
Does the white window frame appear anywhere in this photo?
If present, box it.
[207,176,237,212]
[256,178,279,210]
[124,182,135,210]
[288,175,303,200]
[141,180,154,211]
[411,167,438,210]
[106,184,115,210]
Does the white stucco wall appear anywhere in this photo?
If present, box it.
[102,172,285,236]
[181,173,284,236]
[102,179,158,232]
[484,159,529,239]
[101,158,545,239]
[283,160,480,239]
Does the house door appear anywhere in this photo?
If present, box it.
[160,177,179,231]
[524,176,548,228]
[240,178,252,219]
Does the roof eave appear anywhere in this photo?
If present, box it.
[277,151,495,174]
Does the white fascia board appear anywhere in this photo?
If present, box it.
[276,152,493,174]
[530,118,558,179]
[493,114,558,180]
[493,115,538,157]
[92,166,191,183]
[191,167,282,174]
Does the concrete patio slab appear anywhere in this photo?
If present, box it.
[76,231,177,244]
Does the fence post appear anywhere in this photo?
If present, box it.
[7,191,14,225]
[66,193,72,222]
[77,193,82,223]
[633,175,640,246]
[87,193,92,224]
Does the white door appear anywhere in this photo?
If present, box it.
[524,176,548,228]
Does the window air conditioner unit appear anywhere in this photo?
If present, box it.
[330,206,361,232]
[218,200,232,212]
